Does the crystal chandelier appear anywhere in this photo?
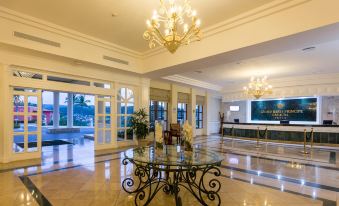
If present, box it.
[143,0,202,53]
[243,76,273,99]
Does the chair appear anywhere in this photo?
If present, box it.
[163,130,172,145]
[170,123,181,144]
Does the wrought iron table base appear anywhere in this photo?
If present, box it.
[122,158,222,206]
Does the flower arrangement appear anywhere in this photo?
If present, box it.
[182,120,193,151]
[129,108,150,140]
[155,121,163,149]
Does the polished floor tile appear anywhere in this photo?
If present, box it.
[0,135,338,206]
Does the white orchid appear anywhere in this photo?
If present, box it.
[182,120,193,149]
[155,121,163,145]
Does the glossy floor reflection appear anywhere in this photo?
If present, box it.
[0,135,338,206]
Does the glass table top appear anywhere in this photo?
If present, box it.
[124,145,223,167]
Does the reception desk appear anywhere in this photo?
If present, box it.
[222,122,339,145]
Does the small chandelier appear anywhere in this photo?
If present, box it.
[143,0,202,53]
[243,76,273,99]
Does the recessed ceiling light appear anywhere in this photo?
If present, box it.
[111,13,118,17]
[195,70,203,74]
[302,46,316,52]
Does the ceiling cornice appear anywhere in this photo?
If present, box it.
[162,75,222,91]
[222,72,339,94]
[202,0,311,38]
[0,0,313,63]
[0,6,142,58]
[0,0,324,83]
[141,0,311,59]
[221,72,339,102]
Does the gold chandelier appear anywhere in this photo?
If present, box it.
[143,0,202,53]
[243,76,273,99]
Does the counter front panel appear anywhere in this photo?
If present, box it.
[222,123,339,145]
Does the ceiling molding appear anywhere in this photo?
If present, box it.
[0,6,141,58]
[222,83,339,102]
[141,0,311,59]
[0,0,325,75]
[202,0,311,38]
[222,72,339,102]
[222,73,339,93]
[162,75,222,91]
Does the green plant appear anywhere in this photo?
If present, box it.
[14,122,21,129]
[65,94,91,107]
[129,108,150,140]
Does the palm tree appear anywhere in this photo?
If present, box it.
[13,95,23,112]
[65,94,91,107]
[13,95,23,128]
[74,95,91,107]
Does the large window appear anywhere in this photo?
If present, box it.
[196,105,203,129]
[117,88,134,141]
[177,103,187,124]
[150,101,168,131]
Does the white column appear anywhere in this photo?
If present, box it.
[203,92,209,135]
[53,91,60,128]
[170,84,178,124]
[140,79,151,139]
[189,88,196,137]
[0,64,9,162]
[140,78,150,115]
[67,93,73,128]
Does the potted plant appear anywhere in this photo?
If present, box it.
[129,108,150,145]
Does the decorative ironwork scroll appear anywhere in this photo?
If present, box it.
[122,158,222,206]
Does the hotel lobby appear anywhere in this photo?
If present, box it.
[0,0,338,206]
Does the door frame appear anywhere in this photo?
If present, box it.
[95,95,117,150]
[10,87,42,161]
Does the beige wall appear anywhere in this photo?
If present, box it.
[0,64,5,162]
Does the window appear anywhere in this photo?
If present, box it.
[177,103,187,124]
[150,101,168,131]
[13,88,40,153]
[117,88,134,141]
[196,105,203,129]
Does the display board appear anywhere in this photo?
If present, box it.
[251,98,317,122]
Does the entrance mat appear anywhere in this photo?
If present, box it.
[16,140,73,148]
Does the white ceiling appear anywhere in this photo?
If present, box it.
[0,0,273,52]
[179,39,339,88]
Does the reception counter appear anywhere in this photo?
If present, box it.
[222,122,339,145]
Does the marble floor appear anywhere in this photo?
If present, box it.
[0,135,338,206]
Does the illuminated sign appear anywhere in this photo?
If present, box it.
[251,98,317,121]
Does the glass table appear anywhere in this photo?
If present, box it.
[122,145,224,206]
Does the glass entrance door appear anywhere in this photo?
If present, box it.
[95,96,113,150]
[12,88,42,159]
